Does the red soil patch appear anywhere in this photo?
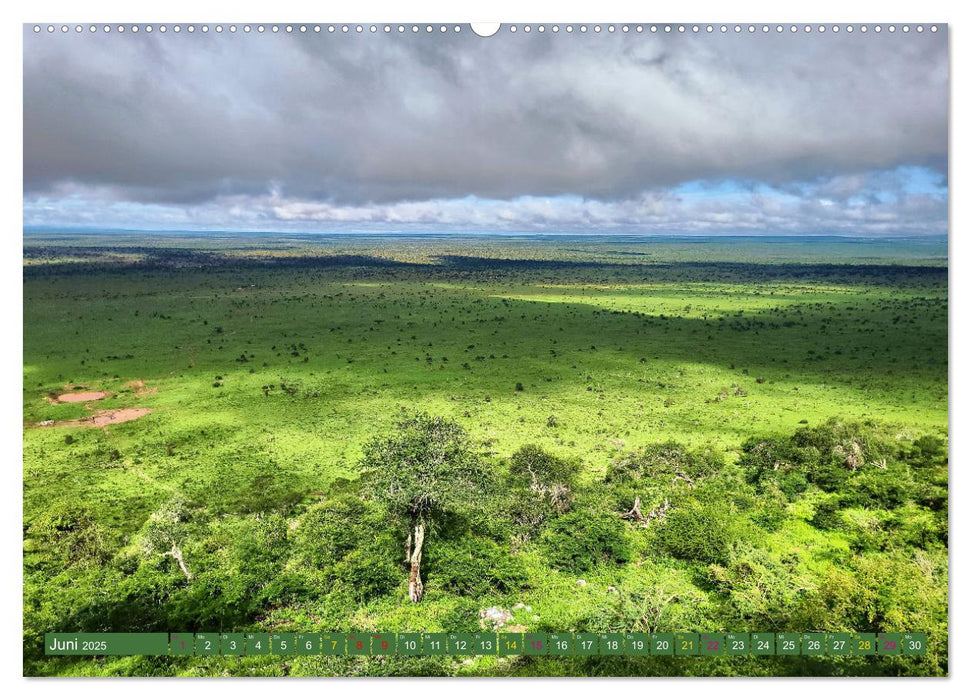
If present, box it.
[35,408,152,429]
[54,391,110,404]
[86,408,152,427]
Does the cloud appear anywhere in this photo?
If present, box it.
[23,26,948,232]
[23,168,947,236]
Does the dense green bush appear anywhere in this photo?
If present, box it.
[506,445,580,535]
[886,504,947,549]
[654,498,747,565]
[845,461,916,509]
[608,442,725,484]
[810,495,846,530]
[743,420,946,513]
[791,419,896,462]
[708,545,815,629]
[294,496,369,568]
[439,598,485,633]
[25,504,111,569]
[330,547,401,600]
[425,536,528,597]
[509,444,579,488]
[908,434,948,469]
[540,510,630,573]
[604,442,726,516]
[749,483,790,531]
[290,494,402,602]
[740,437,813,498]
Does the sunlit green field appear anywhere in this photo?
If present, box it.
[22,234,948,677]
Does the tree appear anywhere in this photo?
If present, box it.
[507,445,578,529]
[139,498,194,580]
[360,413,491,602]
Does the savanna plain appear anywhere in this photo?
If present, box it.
[22,233,948,676]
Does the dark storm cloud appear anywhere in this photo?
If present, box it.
[24,26,948,209]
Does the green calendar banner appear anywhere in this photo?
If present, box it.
[524,633,549,656]
[877,633,901,656]
[751,633,775,656]
[473,632,496,655]
[448,633,474,655]
[423,633,448,655]
[575,633,599,656]
[854,633,877,656]
[272,633,296,656]
[347,633,370,655]
[777,633,800,656]
[170,632,194,656]
[373,633,396,655]
[826,633,852,656]
[902,633,928,656]
[44,631,928,658]
[599,633,624,656]
[802,633,825,656]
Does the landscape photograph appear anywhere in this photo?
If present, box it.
[22,23,948,677]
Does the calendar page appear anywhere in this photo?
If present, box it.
[22,19,948,679]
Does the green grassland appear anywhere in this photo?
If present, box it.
[22,234,948,676]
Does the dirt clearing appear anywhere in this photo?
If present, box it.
[35,408,152,429]
[53,391,110,403]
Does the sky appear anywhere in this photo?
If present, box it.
[23,25,948,235]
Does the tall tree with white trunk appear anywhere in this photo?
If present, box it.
[361,413,490,603]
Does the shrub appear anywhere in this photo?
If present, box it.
[654,499,746,565]
[791,418,896,470]
[439,598,485,633]
[509,444,578,489]
[908,434,947,469]
[292,495,400,600]
[845,461,916,509]
[330,547,400,601]
[887,504,946,549]
[742,419,915,498]
[294,496,368,568]
[750,483,790,531]
[539,510,630,573]
[739,437,805,486]
[507,445,579,534]
[707,545,815,629]
[810,495,845,531]
[425,536,528,597]
[25,504,110,568]
[608,441,724,484]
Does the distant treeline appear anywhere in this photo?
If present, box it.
[23,246,948,285]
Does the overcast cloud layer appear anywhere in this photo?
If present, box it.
[23,26,948,234]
